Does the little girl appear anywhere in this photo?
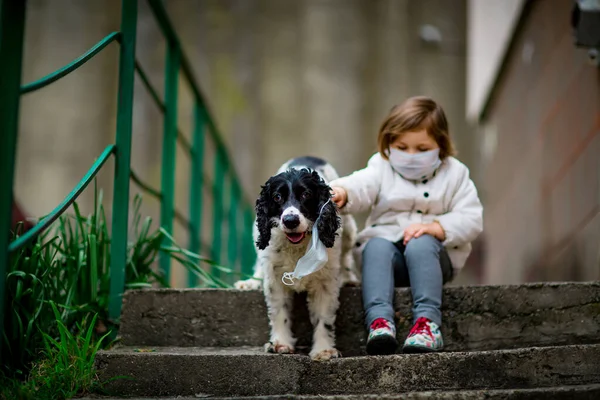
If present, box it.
[330,96,483,355]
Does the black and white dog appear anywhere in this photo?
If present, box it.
[234,156,359,361]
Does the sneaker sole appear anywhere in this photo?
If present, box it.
[402,343,442,354]
[366,335,399,355]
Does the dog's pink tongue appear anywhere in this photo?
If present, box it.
[286,232,305,243]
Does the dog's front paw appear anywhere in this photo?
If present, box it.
[310,348,341,361]
[341,269,360,287]
[265,341,295,354]
[234,278,262,290]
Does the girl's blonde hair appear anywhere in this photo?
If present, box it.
[377,96,456,159]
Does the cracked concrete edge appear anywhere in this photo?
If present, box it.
[94,344,600,397]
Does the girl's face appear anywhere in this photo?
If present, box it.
[390,129,439,155]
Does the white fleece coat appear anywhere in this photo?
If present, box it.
[330,153,483,275]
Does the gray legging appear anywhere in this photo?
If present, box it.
[362,235,453,329]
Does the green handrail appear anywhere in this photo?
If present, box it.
[0,0,257,353]
[20,32,121,94]
[146,0,255,281]
[8,145,116,252]
[146,0,252,207]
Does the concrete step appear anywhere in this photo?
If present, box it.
[81,384,600,399]
[95,344,600,397]
[119,282,600,355]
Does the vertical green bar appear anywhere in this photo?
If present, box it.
[0,0,27,358]
[108,0,137,323]
[242,207,256,276]
[241,208,249,275]
[211,150,225,276]
[188,103,205,287]
[227,179,238,280]
[159,42,180,284]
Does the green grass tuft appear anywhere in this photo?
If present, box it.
[1,302,110,400]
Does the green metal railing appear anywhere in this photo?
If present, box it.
[0,0,256,354]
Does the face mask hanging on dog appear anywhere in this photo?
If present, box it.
[281,200,331,286]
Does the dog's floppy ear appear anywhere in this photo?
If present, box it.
[314,171,340,248]
[255,179,275,250]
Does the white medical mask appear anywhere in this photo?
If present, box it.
[388,148,441,180]
[281,200,331,286]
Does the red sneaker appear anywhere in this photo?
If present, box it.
[366,318,398,355]
[402,317,444,353]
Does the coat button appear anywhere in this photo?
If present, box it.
[424,192,429,198]
[422,179,428,184]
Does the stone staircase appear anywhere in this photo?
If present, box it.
[95,282,600,399]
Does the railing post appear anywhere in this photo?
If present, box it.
[227,179,239,277]
[211,150,225,277]
[242,207,256,276]
[159,41,180,285]
[108,0,137,323]
[0,0,27,359]
[188,103,205,287]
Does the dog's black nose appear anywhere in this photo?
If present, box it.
[282,214,300,229]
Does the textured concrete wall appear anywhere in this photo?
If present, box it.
[166,0,471,192]
[479,0,600,284]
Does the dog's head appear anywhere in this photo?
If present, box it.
[255,168,340,250]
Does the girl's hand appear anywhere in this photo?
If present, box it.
[403,222,446,245]
[331,186,348,208]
